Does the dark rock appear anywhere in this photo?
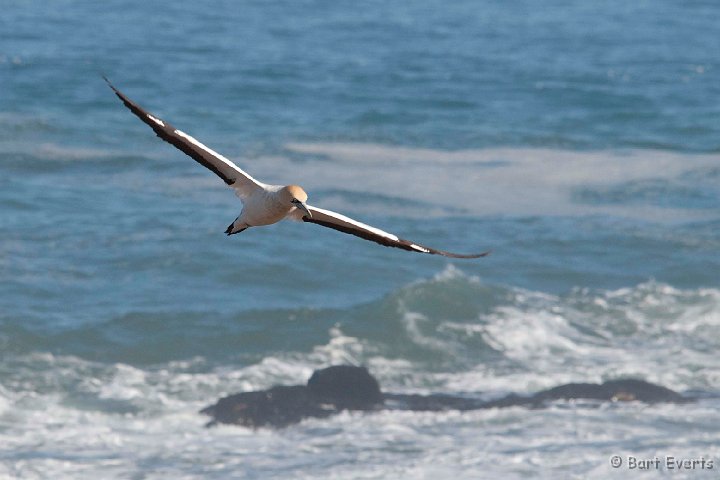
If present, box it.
[200,385,333,428]
[307,365,383,410]
[201,366,383,428]
[201,366,693,428]
[383,393,487,411]
[532,379,690,404]
[480,379,692,409]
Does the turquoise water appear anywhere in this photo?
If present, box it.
[1,1,719,478]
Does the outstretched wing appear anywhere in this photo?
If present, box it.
[302,205,490,259]
[105,77,264,197]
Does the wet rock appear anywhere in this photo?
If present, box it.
[201,366,383,428]
[201,366,692,428]
[531,378,690,404]
[307,365,383,410]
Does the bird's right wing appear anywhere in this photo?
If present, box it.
[105,77,264,198]
[302,205,490,259]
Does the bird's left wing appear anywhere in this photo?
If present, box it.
[105,78,264,198]
[302,205,490,259]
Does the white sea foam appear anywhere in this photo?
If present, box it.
[358,266,720,394]
[32,143,120,161]
[444,282,720,393]
[252,143,719,220]
[31,140,716,222]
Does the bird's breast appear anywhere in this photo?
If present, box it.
[241,191,293,226]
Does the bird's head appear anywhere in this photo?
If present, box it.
[282,185,312,218]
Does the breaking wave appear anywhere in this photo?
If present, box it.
[1,267,719,479]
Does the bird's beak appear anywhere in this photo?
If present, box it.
[294,200,312,219]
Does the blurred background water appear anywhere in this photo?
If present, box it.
[1,1,719,478]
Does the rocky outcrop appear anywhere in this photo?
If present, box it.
[201,366,692,428]
[201,366,383,428]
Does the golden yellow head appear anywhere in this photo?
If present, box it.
[281,185,312,218]
[283,185,308,203]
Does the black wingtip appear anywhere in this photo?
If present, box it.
[101,74,116,92]
[440,249,492,259]
[102,75,130,106]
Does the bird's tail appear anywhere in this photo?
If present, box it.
[225,219,247,236]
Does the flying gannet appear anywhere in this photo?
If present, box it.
[106,78,489,259]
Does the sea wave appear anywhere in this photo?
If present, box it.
[3,267,718,393]
[1,268,719,479]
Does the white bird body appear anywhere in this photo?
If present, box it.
[237,186,285,226]
[106,78,489,259]
[231,185,305,231]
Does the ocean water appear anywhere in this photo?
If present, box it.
[1,1,719,478]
